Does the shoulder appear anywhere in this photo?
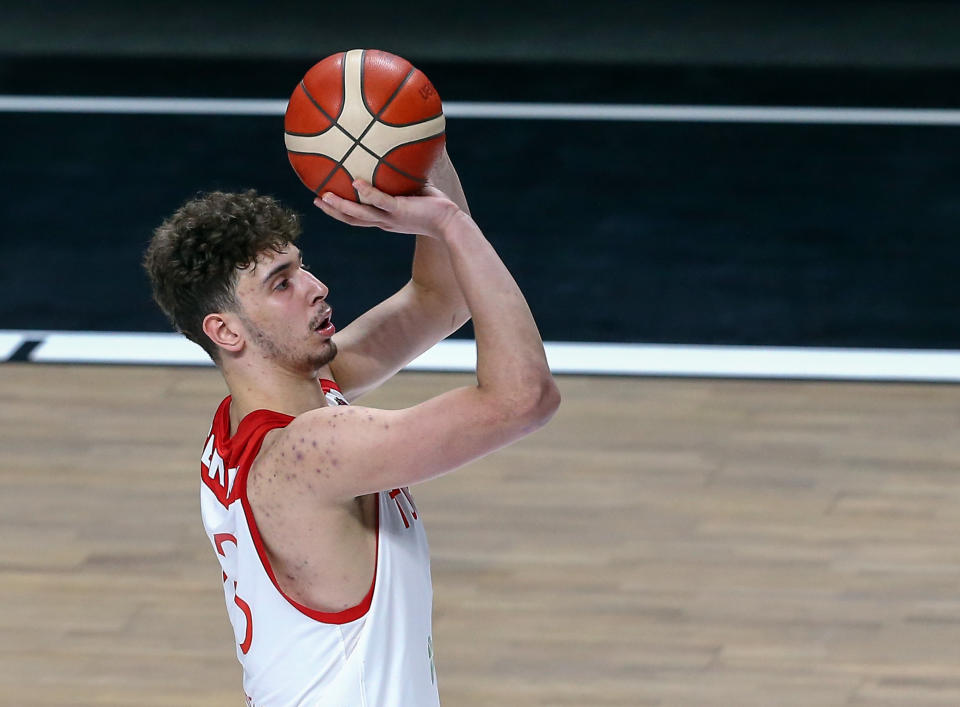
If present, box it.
[251,406,342,471]
[246,405,367,497]
[250,403,406,503]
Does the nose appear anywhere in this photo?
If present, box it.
[305,270,328,303]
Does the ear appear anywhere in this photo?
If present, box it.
[202,312,244,355]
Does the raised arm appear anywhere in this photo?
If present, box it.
[273,182,560,500]
[325,147,471,400]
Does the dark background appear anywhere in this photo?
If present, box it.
[2,1,959,348]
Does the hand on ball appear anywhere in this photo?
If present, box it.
[316,180,461,239]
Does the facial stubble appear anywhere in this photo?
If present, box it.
[240,311,337,372]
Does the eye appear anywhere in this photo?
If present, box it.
[275,278,290,291]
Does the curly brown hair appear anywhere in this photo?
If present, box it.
[143,189,302,362]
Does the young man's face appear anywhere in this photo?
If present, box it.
[232,244,337,372]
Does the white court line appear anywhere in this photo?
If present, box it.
[2,95,960,125]
[8,330,960,381]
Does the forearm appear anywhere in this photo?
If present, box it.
[410,147,469,320]
[316,177,558,419]
[429,146,470,216]
[438,211,553,401]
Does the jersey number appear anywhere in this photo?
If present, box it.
[214,533,253,654]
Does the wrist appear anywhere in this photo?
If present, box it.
[433,207,476,243]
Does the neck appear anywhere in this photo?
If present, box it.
[222,356,331,432]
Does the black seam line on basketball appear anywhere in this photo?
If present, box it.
[313,140,363,196]
[377,111,444,128]
[8,339,42,362]
[359,50,372,120]
[357,136,435,185]
[285,128,342,138]
[372,158,426,187]
[287,148,345,157]
[339,51,375,151]
[309,112,374,195]
[352,126,445,165]
[372,67,417,122]
[379,157,426,184]
[300,80,359,142]
[349,66,418,161]
[335,53,348,122]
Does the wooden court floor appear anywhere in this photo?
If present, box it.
[2,363,960,706]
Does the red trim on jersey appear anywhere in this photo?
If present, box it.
[206,379,379,625]
[240,487,379,625]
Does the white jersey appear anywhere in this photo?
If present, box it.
[199,379,440,706]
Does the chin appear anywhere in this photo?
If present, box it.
[310,340,338,369]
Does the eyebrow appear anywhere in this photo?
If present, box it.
[261,250,303,288]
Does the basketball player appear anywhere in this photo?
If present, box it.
[143,149,560,706]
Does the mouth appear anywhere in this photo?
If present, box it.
[313,307,336,337]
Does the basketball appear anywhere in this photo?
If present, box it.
[284,49,446,202]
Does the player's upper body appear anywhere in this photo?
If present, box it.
[200,382,437,705]
[144,149,560,705]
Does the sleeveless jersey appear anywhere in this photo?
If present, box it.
[199,379,440,706]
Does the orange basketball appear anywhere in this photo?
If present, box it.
[284,49,446,202]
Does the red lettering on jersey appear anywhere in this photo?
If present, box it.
[389,488,418,529]
[202,434,239,507]
[214,533,237,555]
[214,533,253,654]
[233,583,253,654]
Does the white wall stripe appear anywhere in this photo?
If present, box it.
[6,330,960,381]
[0,333,25,360]
[31,332,213,366]
[446,102,960,125]
[0,96,287,115]
[544,342,960,381]
[2,95,960,125]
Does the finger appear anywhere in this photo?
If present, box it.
[316,191,385,223]
[314,195,379,228]
[353,180,398,213]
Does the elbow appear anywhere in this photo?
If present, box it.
[538,376,562,422]
[515,374,561,431]
[477,370,561,436]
